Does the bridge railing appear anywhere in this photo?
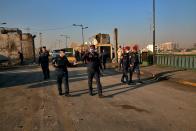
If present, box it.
[156,54,196,69]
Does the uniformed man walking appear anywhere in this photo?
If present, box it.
[129,45,142,84]
[83,45,103,98]
[18,51,24,65]
[121,46,131,84]
[53,49,71,96]
[39,46,50,80]
[100,49,108,69]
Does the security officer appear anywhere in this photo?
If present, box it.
[129,45,142,84]
[121,46,131,84]
[83,45,103,98]
[100,49,108,69]
[53,49,71,96]
[39,46,50,80]
[18,51,24,65]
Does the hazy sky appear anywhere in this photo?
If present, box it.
[0,0,196,49]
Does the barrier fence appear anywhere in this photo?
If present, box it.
[156,54,196,69]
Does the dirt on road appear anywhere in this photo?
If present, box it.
[0,66,196,131]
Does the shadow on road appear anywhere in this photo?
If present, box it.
[0,70,45,88]
[27,69,121,89]
[68,71,176,97]
[0,67,181,99]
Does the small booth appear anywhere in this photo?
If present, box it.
[95,43,113,61]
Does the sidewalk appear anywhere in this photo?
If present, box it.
[141,65,196,87]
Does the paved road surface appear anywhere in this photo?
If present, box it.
[0,65,196,131]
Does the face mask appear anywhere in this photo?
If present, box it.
[60,52,65,57]
[90,48,95,53]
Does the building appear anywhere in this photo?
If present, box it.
[90,33,110,45]
[90,33,113,59]
[146,44,153,52]
[0,27,35,64]
[159,42,178,51]
[193,43,196,48]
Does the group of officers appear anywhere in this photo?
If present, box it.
[38,44,142,98]
[119,45,142,85]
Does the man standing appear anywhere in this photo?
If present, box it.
[39,46,50,80]
[83,45,103,98]
[100,49,108,69]
[129,45,142,84]
[117,46,123,70]
[18,51,24,65]
[53,49,71,96]
[121,46,131,84]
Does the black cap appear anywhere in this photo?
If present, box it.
[60,49,65,52]
[90,45,95,49]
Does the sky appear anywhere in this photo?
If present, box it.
[0,0,196,49]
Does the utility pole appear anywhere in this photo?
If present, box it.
[73,24,88,46]
[153,0,156,64]
[114,28,118,63]
[32,35,36,63]
[58,40,61,49]
[60,35,70,48]
[39,33,42,47]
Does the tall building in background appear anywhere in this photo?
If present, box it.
[159,42,179,51]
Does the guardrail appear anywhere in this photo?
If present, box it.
[156,54,196,69]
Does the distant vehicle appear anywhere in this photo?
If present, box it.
[50,50,60,60]
[50,48,77,66]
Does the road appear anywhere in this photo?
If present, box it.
[0,65,196,131]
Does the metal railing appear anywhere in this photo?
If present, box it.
[156,54,196,69]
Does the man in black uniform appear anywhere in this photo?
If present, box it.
[18,51,24,65]
[129,45,142,84]
[39,46,50,80]
[53,49,71,96]
[83,45,103,98]
[100,49,108,69]
[121,46,131,84]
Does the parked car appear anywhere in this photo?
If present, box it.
[50,48,77,66]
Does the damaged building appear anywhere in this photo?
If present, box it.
[90,33,113,60]
[0,27,36,65]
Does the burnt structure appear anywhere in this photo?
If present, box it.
[0,27,35,64]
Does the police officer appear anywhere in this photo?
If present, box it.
[39,46,50,80]
[83,45,103,98]
[18,51,24,65]
[129,45,142,84]
[53,49,71,96]
[100,49,108,69]
[121,46,131,84]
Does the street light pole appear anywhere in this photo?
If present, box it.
[73,24,88,46]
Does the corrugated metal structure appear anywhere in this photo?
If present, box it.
[156,54,196,69]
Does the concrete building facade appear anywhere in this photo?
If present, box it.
[0,27,35,65]
[159,42,178,51]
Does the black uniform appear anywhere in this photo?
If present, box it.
[19,52,24,65]
[121,52,131,83]
[83,52,103,96]
[39,51,50,79]
[53,55,71,95]
[100,51,108,69]
[129,52,141,83]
